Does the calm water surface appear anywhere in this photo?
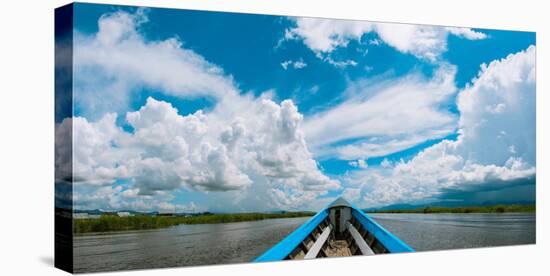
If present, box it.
[74,217,308,272]
[74,213,535,272]
[369,213,535,251]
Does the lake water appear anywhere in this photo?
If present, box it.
[73,213,535,273]
[73,217,308,272]
[369,213,535,251]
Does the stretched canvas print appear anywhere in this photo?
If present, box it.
[55,2,536,273]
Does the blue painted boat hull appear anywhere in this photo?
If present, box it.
[255,198,414,262]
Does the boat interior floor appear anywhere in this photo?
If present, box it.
[287,215,388,260]
[325,240,352,257]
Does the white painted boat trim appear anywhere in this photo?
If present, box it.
[347,221,375,256]
[304,225,332,259]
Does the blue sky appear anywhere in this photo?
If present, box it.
[60,3,536,212]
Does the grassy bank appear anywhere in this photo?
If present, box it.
[74,212,314,234]
[368,204,536,214]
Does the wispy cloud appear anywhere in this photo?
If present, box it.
[304,64,458,160]
[340,46,536,207]
[74,9,239,119]
[282,17,487,63]
[281,59,308,70]
[67,8,533,212]
[66,10,340,212]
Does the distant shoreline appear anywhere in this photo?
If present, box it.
[366,204,536,214]
[72,204,535,234]
[74,211,314,234]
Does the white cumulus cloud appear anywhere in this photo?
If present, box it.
[341,46,536,208]
[283,17,487,62]
[59,96,340,211]
[62,10,340,212]
[74,9,240,118]
[349,159,368,169]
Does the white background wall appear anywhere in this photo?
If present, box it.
[0,0,547,275]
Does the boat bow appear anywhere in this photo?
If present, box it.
[255,197,413,262]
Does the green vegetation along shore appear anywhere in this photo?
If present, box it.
[74,211,314,234]
[368,204,536,214]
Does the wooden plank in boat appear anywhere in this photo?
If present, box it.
[346,221,375,256]
[304,225,332,259]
